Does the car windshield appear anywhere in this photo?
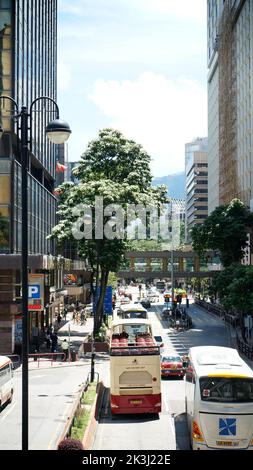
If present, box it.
[199,376,253,403]
[162,356,181,362]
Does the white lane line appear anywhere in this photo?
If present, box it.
[0,401,17,421]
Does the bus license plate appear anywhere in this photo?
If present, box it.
[130,399,143,405]
[216,441,239,447]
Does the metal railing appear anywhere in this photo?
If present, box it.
[195,298,253,361]
[237,336,253,361]
[28,352,66,367]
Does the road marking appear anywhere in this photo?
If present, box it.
[0,401,17,421]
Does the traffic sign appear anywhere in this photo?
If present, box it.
[94,285,113,315]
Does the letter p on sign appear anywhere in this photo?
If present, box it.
[28,284,40,299]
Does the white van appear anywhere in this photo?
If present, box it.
[185,346,253,450]
[0,356,14,409]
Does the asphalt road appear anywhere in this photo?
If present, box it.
[0,298,230,450]
[0,359,108,450]
[93,300,230,450]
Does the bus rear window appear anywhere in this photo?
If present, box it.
[199,376,253,403]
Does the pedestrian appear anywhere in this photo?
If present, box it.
[57,313,62,325]
[61,339,69,361]
[63,307,68,321]
[32,325,40,352]
[45,330,51,350]
[72,310,76,324]
[50,332,58,353]
[80,310,85,325]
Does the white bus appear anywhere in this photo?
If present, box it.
[185,346,253,450]
[117,303,148,319]
[0,356,14,409]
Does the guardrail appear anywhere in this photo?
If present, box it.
[194,298,224,317]
[195,298,253,361]
[28,352,66,367]
[237,336,253,361]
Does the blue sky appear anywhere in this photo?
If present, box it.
[57,0,207,177]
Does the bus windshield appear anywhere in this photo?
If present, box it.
[199,376,253,403]
[122,311,146,319]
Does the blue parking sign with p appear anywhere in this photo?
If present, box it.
[29,284,40,299]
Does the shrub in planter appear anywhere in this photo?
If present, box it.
[58,437,84,450]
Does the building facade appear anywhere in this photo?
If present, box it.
[207,0,253,211]
[185,137,208,240]
[0,1,88,353]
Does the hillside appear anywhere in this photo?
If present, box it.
[152,172,185,200]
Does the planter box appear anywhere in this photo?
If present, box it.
[83,341,109,353]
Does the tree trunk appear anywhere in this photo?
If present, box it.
[94,270,109,335]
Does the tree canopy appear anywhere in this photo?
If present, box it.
[190,199,253,267]
[50,128,168,332]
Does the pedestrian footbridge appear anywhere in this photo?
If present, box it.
[117,250,221,280]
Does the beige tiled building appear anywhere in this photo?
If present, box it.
[185,138,208,240]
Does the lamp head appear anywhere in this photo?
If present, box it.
[46,118,71,144]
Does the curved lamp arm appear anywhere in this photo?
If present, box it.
[0,95,19,114]
[30,96,60,118]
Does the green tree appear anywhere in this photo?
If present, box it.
[191,199,253,267]
[209,264,253,330]
[50,128,167,333]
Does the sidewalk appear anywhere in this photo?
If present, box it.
[57,315,94,357]
[16,315,95,371]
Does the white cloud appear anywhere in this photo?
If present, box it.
[138,0,206,23]
[58,63,72,91]
[89,72,207,176]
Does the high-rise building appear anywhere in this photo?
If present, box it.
[185,138,208,240]
[207,0,253,211]
[0,1,88,353]
[207,1,224,214]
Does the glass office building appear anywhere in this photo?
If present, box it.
[0,0,59,352]
[0,0,57,255]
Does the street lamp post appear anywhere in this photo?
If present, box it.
[0,95,71,450]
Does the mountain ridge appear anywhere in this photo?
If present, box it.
[152,171,185,200]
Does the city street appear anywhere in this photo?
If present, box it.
[93,300,230,450]
[0,358,108,450]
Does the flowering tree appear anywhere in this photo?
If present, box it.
[49,129,167,333]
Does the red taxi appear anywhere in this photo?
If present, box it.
[160,353,184,378]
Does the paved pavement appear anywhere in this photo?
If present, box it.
[16,314,95,371]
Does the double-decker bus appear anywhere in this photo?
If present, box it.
[110,319,161,414]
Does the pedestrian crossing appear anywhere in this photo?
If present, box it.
[151,305,193,356]
[166,330,192,356]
